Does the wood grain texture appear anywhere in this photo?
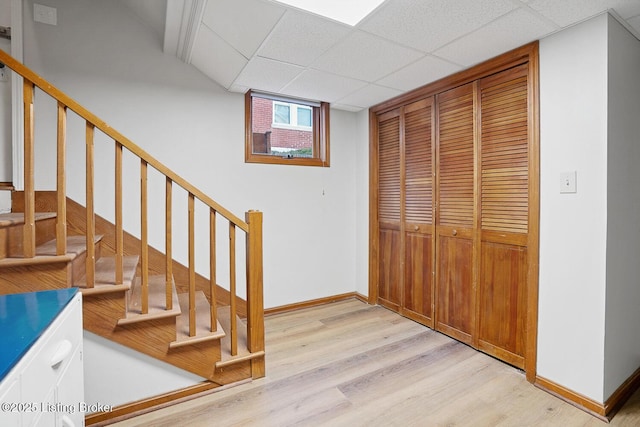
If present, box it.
[111,299,640,427]
[11,192,248,315]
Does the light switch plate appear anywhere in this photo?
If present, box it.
[560,171,577,193]
[34,3,57,25]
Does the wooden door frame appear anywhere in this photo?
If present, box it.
[368,42,540,382]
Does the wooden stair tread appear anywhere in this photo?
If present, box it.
[36,234,102,256]
[118,275,181,325]
[0,234,102,268]
[0,212,56,227]
[77,255,138,295]
[215,305,264,368]
[170,292,225,348]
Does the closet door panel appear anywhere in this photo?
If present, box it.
[403,99,434,325]
[478,64,529,366]
[377,110,402,308]
[379,226,401,308]
[436,231,473,343]
[478,241,527,368]
[435,83,475,344]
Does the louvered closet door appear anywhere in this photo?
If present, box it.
[377,109,402,309]
[476,64,529,368]
[435,83,475,345]
[403,98,435,326]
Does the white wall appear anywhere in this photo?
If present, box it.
[604,14,640,401]
[83,332,204,409]
[355,109,369,297]
[538,14,609,402]
[22,0,363,309]
[0,0,11,212]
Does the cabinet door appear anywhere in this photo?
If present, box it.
[377,109,402,309]
[403,99,435,326]
[477,64,529,368]
[435,83,475,345]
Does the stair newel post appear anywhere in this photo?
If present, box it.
[22,80,35,258]
[85,122,96,287]
[165,177,173,310]
[188,193,196,337]
[209,208,218,332]
[245,210,265,378]
[229,221,237,356]
[141,159,149,314]
[56,102,67,256]
[115,142,123,284]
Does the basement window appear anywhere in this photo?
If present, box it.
[245,91,330,167]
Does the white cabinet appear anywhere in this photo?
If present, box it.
[0,291,84,427]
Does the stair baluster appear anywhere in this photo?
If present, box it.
[140,159,149,314]
[165,177,173,310]
[85,123,95,287]
[115,142,124,284]
[209,208,217,332]
[188,192,196,337]
[56,102,67,256]
[229,222,237,356]
[22,80,35,258]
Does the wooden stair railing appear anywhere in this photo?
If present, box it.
[0,49,265,376]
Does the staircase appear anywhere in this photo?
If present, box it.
[0,50,265,424]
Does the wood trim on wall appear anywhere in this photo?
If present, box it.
[536,368,640,421]
[535,376,607,421]
[264,292,369,316]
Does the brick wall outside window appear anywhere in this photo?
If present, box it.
[252,98,313,150]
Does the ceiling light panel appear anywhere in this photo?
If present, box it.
[274,0,386,26]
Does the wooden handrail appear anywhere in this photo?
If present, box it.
[2,49,265,377]
[0,49,248,231]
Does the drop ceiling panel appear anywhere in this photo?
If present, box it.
[629,15,640,33]
[282,69,368,103]
[257,10,352,66]
[336,84,404,109]
[234,57,304,93]
[312,30,423,82]
[202,0,285,58]
[528,0,640,27]
[376,55,463,92]
[360,0,517,53]
[434,8,558,67]
[190,24,248,89]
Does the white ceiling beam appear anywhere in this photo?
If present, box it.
[164,0,207,63]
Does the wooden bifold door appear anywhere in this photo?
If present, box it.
[371,44,538,373]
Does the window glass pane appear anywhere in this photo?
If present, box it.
[248,91,329,166]
[274,104,290,124]
[297,107,312,127]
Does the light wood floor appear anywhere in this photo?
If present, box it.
[112,299,640,426]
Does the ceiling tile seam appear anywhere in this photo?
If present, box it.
[226,9,289,91]
[306,28,428,78]
[608,9,640,42]
[430,6,551,59]
[255,9,364,70]
[354,0,393,29]
[369,53,466,88]
[515,3,563,32]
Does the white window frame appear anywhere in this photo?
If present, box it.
[272,101,313,131]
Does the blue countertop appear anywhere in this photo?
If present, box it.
[0,288,78,381]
